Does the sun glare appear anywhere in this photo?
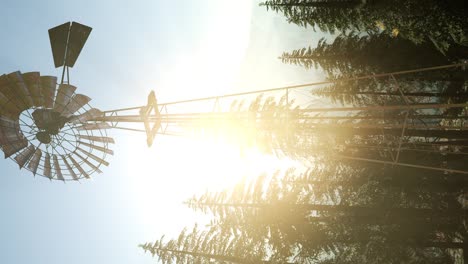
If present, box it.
[120,2,273,233]
[154,2,252,101]
[124,133,297,236]
[127,2,257,189]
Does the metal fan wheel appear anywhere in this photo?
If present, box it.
[0,71,114,181]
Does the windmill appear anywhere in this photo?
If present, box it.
[0,22,111,181]
[1,22,467,182]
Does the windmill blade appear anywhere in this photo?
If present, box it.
[7,71,34,110]
[0,75,22,117]
[54,84,76,113]
[78,135,114,144]
[0,128,20,143]
[0,74,21,109]
[77,146,109,166]
[60,94,91,117]
[76,122,111,131]
[68,155,90,179]
[0,130,24,146]
[78,141,113,155]
[0,116,19,131]
[40,76,57,109]
[7,71,34,109]
[27,148,42,175]
[0,131,24,144]
[14,144,35,168]
[70,108,102,124]
[74,151,102,173]
[0,117,26,155]
[2,141,28,159]
[0,117,27,158]
[22,72,44,107]
[44,153,52,179]
[53,155,64,181]
[0,90,21,117]
[62,155,78,181]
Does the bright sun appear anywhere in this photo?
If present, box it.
[123,134,297,237]
[118,2,289,235]
[126,1,258,193]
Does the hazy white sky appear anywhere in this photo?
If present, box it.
[0,1,327,263]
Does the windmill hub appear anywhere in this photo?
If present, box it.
[36,131,52,144]
[32,109,70,141]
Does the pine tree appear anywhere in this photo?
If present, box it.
[140,225,269,264]
[260,0,366,33]
[185,170,466,263]
[280,33,467,110]
[260,0,468,52]
[280,33,451,75]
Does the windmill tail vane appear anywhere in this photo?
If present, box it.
[0,22,467,182]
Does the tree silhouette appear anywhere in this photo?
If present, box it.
[280,33,451,75]
[182,169,466,263]
[280,33,468,108]
[260,0,468,52]
[140,224,289,263]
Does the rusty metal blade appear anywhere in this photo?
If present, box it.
[7,71,33,109]
[60,94,90,117]
[1,138,27,158]
[0,116,19,130]
[0,73,25,110]
[62,155,78,181]
[68,155,90,179]
[78,135,114,144]
[14,145,35,168]
[54,84,76,113]
[78,141,113,155]
[40,76,57,108]
[76,122,111,131]
[22,72,44,107]
[0,131,24,146]
[27,148,42,175]
[76,147,109,166]
[0,74,15,99]
[0,118,24,157]
[0,133,22,146]
[0,75,22,116]
[74,151,102,173]
[53,155,64,181]
[0,91,21,117]
[70,108,102,124]
[44,153,52,179]
[0,130,24,147]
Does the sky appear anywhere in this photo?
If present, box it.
[0,1,328,263]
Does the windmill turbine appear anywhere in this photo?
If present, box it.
[1,22,467,182]
[0,22,111,181]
